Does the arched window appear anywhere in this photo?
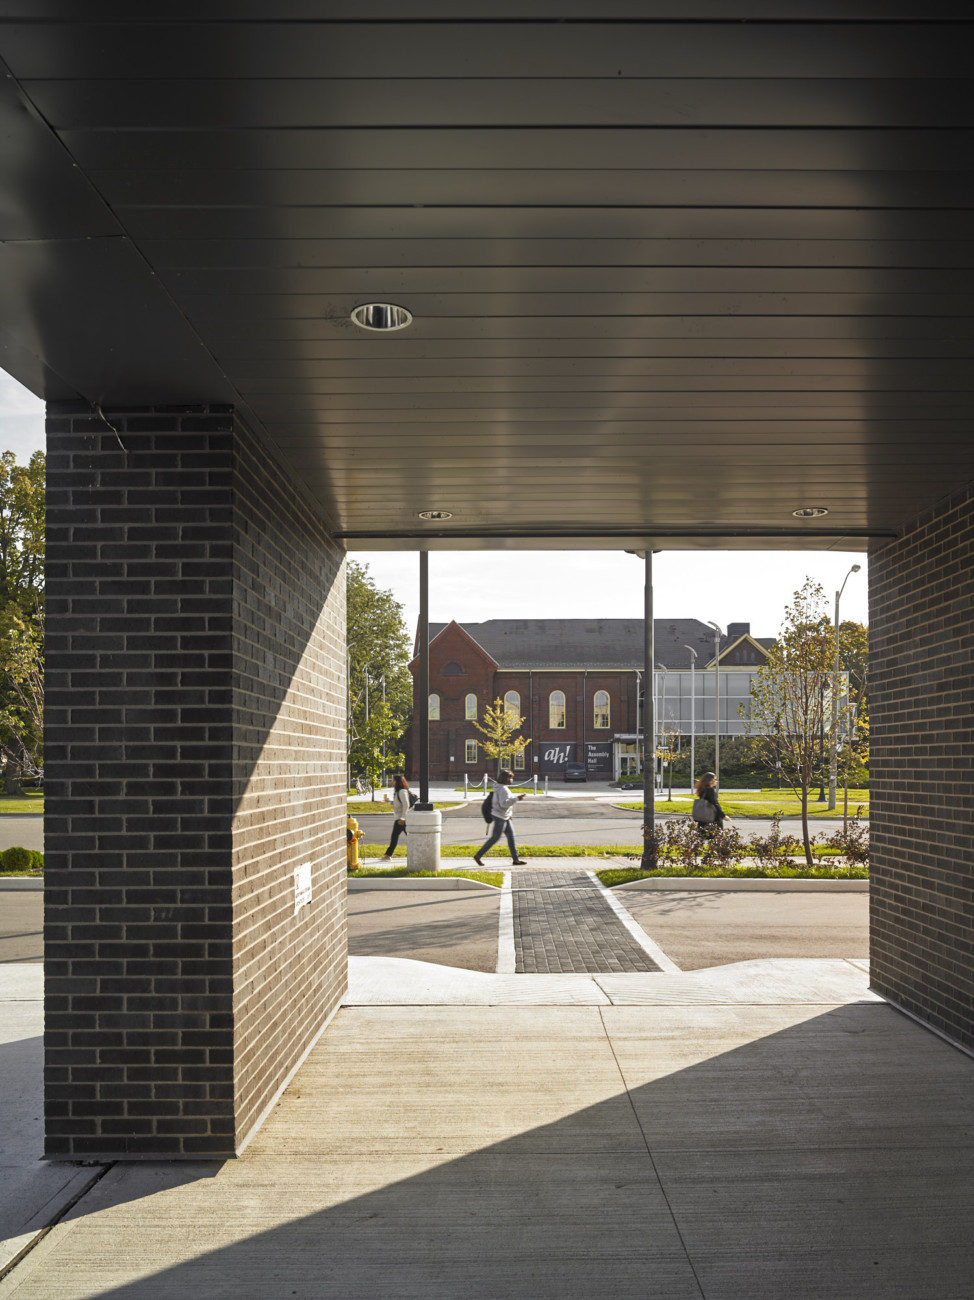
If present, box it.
[428,693,440,721]
[504,690,521,717]
[549,690,566,729]
[593,689,610,729]
[442,661,463,676]
[464,692,477,721]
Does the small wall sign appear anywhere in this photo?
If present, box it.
[294,862,313,914]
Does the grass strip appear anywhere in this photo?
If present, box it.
[350,867,504,888]
[0,795,44,816]
[615,798,868,819]
[360,842,847,861]
[348,800,460,816]
[597,862,869,886]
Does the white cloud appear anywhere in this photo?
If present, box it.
[0,369,45,460]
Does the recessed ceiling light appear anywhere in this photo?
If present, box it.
[350,302,413,332]
[792,506,830,519]
[418,510,453,521]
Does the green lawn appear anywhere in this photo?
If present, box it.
[348,800,460,816]
[0,793,44,816]
[597,862,869,886]
[350,867,504,888]
[359,843,631,859]
[616,788,869,819]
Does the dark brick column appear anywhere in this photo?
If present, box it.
[869,483,973,1050]
[44,404,347,1159]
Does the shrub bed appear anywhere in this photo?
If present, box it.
[0,845,43,874]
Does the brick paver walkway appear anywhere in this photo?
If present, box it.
[511,869,661,974]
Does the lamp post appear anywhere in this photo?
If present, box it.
[707,621,724,785]
[684,645,697,794]
[657,665,666,792]
[828,563,861,810]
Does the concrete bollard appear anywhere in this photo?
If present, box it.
[405,807,442,872]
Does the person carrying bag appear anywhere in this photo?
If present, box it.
[692,771,725,834]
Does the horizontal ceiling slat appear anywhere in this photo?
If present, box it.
[139,238,974,270]
[61,128,974,173]
[90,167,974,207]
[115,207,974,242]
[162,267,974,296]
[23,77,974,130]
[4,22,972,79]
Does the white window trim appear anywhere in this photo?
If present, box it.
[428,692,440,721]
[464,692,477,721]
[465,739,478,764]
[549,690,566,730]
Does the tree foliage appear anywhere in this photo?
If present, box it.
[345,560,412,762]
[0,451,45,789]
[837,618,869,743]
[472,698,530,775]
[743,577,849,865]
[348,701,405,798]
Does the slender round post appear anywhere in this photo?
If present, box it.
[640,551,656,869]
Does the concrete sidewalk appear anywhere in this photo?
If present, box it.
[2,956,972,1298]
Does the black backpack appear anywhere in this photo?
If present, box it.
[408,790,419,809]
[481,791,494,823]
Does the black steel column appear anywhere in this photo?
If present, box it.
[416,550,432,810]
[640,550,656,869]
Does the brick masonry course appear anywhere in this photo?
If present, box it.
[44,404,347,1159]
[869,483,974,1050]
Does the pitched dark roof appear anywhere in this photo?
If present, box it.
[427,619,756,670]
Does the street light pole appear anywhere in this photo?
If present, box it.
[640,552,656,870]
[684,645,697,794]
[828,563,862,810]
[707,621,724,785]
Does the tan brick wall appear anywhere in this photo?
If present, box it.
[231,420,347,1147]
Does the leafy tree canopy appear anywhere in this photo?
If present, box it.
[744,577,849,865]
[473,698,530,776]
[346,560,413,750]
[0,450,44,609]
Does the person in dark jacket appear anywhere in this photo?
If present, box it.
[692,771,725,834]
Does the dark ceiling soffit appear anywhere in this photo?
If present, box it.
[338,526,897,541]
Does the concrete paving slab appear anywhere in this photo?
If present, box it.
[346,954,881,1009]
[655,1146,974,1299]
[2,998,970,1300]
[2,1154,702,1300]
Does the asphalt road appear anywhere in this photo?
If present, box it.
[435,798,853,846]
[347,888,500,973]
[621,888,869,970]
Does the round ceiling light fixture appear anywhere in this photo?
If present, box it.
[792,506,830,519]
[418,509,453,521]
[350,302,413,332]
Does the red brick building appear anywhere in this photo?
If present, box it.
[405,618,771,783]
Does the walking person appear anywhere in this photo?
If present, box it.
[474,769,528,866]
[379,773,412,862]
[692,771,725,835]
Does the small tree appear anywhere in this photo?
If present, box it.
[473,698,530,777]
[744,578,847,865]
[656,727,679,800]
[348,701,405,799]
[0,601,43,792]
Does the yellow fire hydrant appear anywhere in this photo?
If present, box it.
[346,814,364,871]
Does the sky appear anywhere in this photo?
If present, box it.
[1,367,868,637]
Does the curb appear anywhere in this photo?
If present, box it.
[613,876,868,892]
[348,876,501,891]
[0,876,42,890]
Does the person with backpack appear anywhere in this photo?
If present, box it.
[379,773,415,861]
[474,769,528,866]
[692,771,725,835]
